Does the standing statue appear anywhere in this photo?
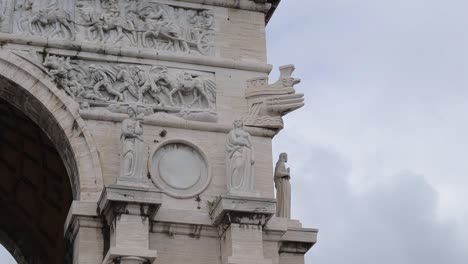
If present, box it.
[274,152,291,218]
[120,105,145,180]
[225,120,255,193]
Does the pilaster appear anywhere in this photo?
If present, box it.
[65,201,104,264]
[98,185,162,264]
[210,195,276,264]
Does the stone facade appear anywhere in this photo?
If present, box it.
[0,0,317,263]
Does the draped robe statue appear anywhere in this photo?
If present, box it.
[120,106,145,180]
[225,120,255,193]
[274,152,291,218]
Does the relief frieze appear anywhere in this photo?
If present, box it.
[18,51,218,122]
[4,0,215,55]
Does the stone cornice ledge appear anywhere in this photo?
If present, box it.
[171,0,271,13]
[0,34,272,73]
[79,109,278,137]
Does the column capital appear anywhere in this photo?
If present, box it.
[279,227,318,254]
[98,185,162,225]
[209,195,276,226]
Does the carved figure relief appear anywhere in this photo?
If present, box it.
[120,105,145,180]
[7,0,215,56]
[14,0,75,39]
[0,0,14,32]
[150,141,210,198]
[243,65,304,131]
[225,120,255,194]
[274,152,291,219]
[38,53,217,122]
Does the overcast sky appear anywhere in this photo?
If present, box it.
[2,0,468,263]
[268,0,468,263]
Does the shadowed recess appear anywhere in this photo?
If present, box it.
[0,97,73,264]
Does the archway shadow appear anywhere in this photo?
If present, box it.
[0,97,73,263]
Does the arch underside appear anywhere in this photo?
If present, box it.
[0,51,104,200]
[0,98,73,263]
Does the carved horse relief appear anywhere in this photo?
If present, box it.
[15,0,75,39]
[168,71,216,110]
[8,0,215,56]
[35,53,218,122]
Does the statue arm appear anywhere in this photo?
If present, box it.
[231,136,248,147]
[93,80,103,90]
[227,131,244,146]
[116,70,123,80]
[121,121,132,137]
[135,121,144,134]
[275,164,290,178]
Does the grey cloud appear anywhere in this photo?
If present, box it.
[274,142,466,264]
[266,4,468,263]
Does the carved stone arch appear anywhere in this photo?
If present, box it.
[0,50,104,200]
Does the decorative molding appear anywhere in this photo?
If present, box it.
[98,185,162,225]
[78,109,278,137]
[209,195,276,226]
[243,64,304,131]
[1,36,272,73]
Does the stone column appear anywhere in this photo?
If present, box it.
[65,201,105,264]
[210,195,276,264]
[98,185,161,264]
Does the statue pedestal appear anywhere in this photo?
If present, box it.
[116,176,153,189]
[98,185,161,264]
[227,189,261,198]
[210,195,276,264]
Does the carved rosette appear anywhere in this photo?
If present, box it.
[4,0,215,56]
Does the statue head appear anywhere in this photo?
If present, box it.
[279,152,288,162]
[233,119,244,129]
[127,105,138,118]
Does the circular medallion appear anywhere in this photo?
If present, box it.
[150,141,210,198]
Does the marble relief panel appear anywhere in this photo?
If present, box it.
[15,51,218,122]
[3,0,215,55]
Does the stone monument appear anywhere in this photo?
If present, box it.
[0,0,317,263]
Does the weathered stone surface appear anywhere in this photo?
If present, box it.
[0,0,315,263]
